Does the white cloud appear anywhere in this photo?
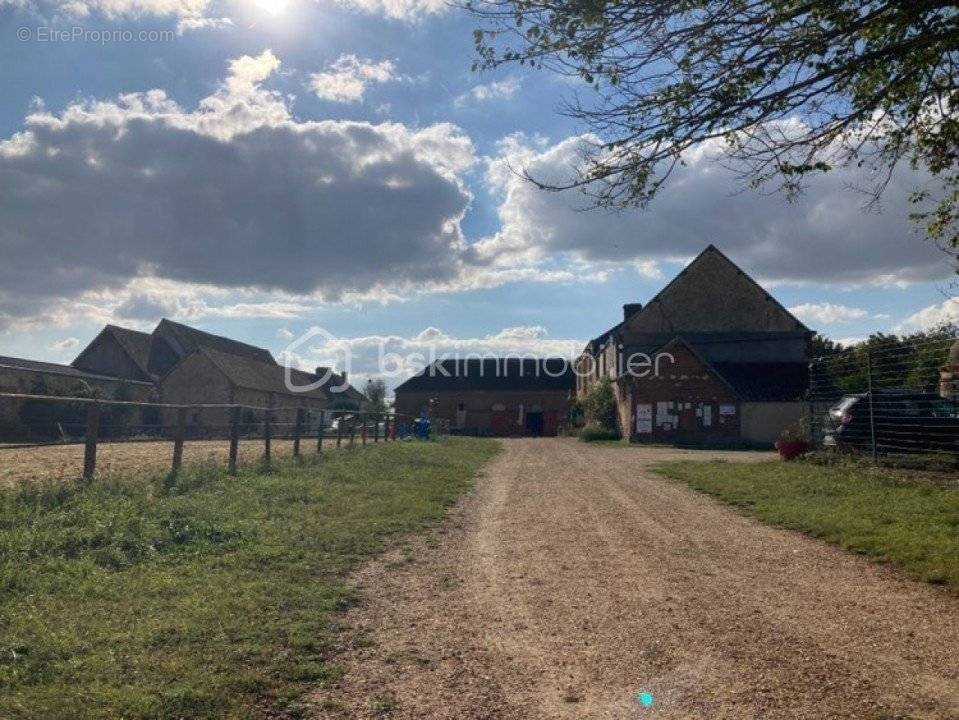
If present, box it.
[282,325,584,392]
[788,303,869,325]
[0,50,483,329]
[633,260,663,279]
[455,77,521,107]
[330,0,446,21]
[308,55,397,104]
[2,0,215,24]
[276,328,295,340]
[476,132,955,286]
[832,336,867,347]
[5,0,450,24]
[895,299,959,333]
[49,337,80,352]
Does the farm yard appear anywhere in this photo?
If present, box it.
[312,439,959,720]
[2,436,958,719]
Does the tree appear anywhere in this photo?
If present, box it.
[467,0,959,259]
[363,378,388,414]
[813,323,958,393]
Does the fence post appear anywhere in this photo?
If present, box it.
[293,407,304,458]
[317,410,325,454]
[228,405,241,476]
[383,415,389,442]
[866,349,878,464]
[390,415,397,441]
[82,402,101,483]
[337,416,343,448]
[349,422,356,448]
[374,415,380,443]
[263,407,273,464]
[361,420,367,446]
[171,407,187,478]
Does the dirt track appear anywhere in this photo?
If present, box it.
[312,438,959,720]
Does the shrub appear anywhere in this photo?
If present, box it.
[582,377,618,433]
[579,424,621,442]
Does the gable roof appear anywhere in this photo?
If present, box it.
[71,325,154,382]
[0,355,151,385]
[622,245,810,336]
[313,367,366,404]
[199,348,328,401]
[396,358,575,393]
[155,319,276,367]
[106,326,153,378]
[650,336,740,396]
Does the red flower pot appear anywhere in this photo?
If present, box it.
[775,440,809,460]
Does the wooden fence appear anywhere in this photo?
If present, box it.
[0,392,411,482]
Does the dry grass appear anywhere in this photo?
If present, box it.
[0,437,362,487]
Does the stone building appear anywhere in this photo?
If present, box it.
[394,358,574,436]
[0,319,363,438]
[577,245,813,446]
[0,356,154,436]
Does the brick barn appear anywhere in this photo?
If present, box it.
[577,246,813,446]
[394,358,574,436]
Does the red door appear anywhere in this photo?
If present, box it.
[543,412,559,436]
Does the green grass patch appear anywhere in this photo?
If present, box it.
[0,437,498,719]
[655,460,959,589]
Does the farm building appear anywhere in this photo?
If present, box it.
[394,358,574,436]
[577,245,813,446]
[0,319,363,439]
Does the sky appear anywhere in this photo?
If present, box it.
[0,0,957,390]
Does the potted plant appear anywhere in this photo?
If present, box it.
[774,418,810,460]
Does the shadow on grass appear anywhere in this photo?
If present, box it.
[0,437,499,720]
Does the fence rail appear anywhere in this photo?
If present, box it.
[808,332,958,460]
[0,392,417,482]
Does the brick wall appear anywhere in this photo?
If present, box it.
[395,389,571,436]
[622,342,740,443]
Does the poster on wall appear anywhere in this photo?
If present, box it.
[719,404,737,416]
[636,404,653,434]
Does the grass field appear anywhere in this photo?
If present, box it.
[656,460,959,589]
[0,437,499,720]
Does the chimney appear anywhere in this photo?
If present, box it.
[623,303,644,322]
[340,370,348,383]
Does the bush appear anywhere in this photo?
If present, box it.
[579,424,621,442]
[582,377,618,433]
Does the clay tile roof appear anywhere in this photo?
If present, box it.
[200,348,328,401]
[105,325,154,378]
[157,319,276,366]
[0,356,151,385]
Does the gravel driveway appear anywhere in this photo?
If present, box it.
[312,438,959,719]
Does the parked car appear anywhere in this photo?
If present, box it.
[823,390,959,454]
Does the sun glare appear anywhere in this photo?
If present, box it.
[252,0,289,15]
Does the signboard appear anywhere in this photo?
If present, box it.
[719,404,737,416]
[636,404,653,434]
